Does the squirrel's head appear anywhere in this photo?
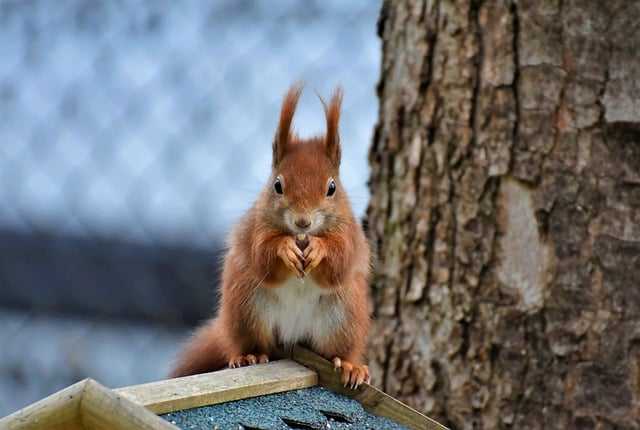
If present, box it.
[263,84,351,235]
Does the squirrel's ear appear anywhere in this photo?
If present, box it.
[273,84,303,167]
[319,87,342,166]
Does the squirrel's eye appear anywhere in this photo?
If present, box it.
[274,178,283,195]
[327,179,336,197]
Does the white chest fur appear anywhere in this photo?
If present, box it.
[252,277,345,347]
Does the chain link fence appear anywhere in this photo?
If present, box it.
[0,0,380,416]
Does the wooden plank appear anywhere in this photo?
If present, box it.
[81,379,179,430]
[290,346,449,430]
[115,359,318,414]
[0,379,86,430]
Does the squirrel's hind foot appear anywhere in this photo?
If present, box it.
[332,357,370,389]
[228,353,270,368]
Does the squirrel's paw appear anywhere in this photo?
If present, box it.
[277,237,305,277]
[303,236,327,272]
[228,353,269,368]
[332,357,370,389]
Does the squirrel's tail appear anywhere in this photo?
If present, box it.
[169,317,229,377]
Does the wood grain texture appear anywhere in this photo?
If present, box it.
[290,346,448,430]
[116,359,318,414]
[81,379,178,430]
[0,380,85,430]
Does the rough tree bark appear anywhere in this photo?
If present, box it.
[367,1,640,428]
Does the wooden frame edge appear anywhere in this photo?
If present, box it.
[115,358,318,414]
[290,346,450,430]
[0,379,179,430]
[0,380,87,430]
[80,379,178,430]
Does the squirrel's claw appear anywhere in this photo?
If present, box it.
[277,237,306,277]
[332,357,370,389]
[228,353,269,369]
[228,355,247,368]
[303,237,327,272]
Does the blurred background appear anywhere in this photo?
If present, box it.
[0,0,380,416]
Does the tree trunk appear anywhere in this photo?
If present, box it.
[367,1,640,428]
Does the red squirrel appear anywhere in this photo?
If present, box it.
[170,85,372,388]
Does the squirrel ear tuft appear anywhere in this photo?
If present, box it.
[319,87,342,166]
[273,83,303,167]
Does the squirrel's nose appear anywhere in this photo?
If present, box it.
[295,217,311,229]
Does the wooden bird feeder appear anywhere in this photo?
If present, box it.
[0,347,447,430]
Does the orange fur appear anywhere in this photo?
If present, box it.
[170,85,371,386]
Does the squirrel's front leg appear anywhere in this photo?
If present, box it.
[253,233,305,279]
[304,234,352,285]
[302,236,327,272]
[276,236,305,278]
